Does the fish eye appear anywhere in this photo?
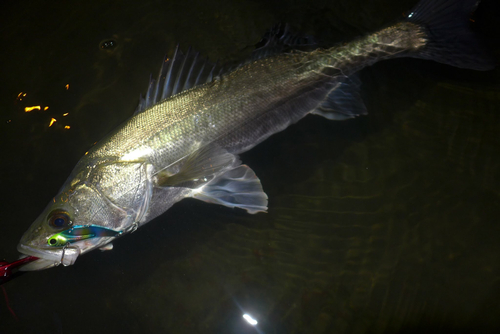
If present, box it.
[47,210,72,229]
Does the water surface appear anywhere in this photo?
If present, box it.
[0,0,499,333]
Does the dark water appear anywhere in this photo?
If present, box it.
[1,0,499,333]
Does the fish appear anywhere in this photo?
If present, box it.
[16,0,494,271]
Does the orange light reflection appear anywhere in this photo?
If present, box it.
[25,106,41,112]
[17,92,27,101]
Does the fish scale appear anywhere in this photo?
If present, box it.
[86,22,426,171]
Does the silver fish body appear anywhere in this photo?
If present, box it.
[17,0,494,270]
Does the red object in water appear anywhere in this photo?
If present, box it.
[0,256,39,285]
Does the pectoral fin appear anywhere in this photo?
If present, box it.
[191,165,268,214]
[157,144,240,187]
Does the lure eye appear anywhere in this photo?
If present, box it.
[47,210,72,229]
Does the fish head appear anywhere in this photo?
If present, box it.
[17,198,80,271]
[17,166,135,271]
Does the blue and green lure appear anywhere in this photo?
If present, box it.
[48,226,122,247]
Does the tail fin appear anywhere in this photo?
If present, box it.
[405,0,495,70]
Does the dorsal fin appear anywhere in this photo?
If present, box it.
[223,24,318,73]
[135,24,317,114]
[135,45,222,114]
[251,23,317,60]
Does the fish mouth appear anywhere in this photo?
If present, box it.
[17,243,80,271]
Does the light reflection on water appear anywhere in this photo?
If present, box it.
[0,0,499,333]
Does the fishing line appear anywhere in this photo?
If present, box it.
[1,285,18,321]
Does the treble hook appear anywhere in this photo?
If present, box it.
[56,243,71,266]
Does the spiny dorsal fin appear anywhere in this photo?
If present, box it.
[135,45,223,114]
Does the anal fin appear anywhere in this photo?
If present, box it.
[311,74,367,120]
